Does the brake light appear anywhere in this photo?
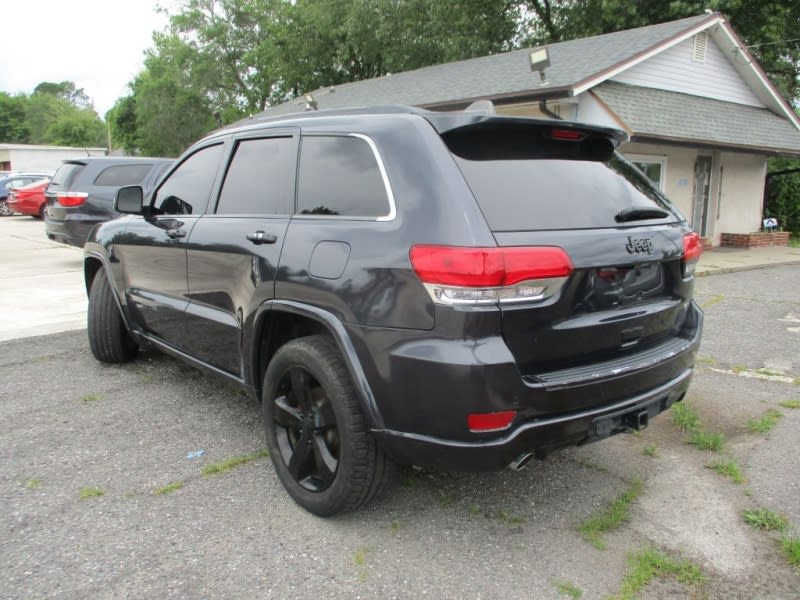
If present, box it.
[409,245,573,305]
[682,232,702,277]
[551,128,586,141]
[55,192,88,207]
[467,410,517,432]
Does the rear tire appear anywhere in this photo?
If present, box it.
[0,200,12,216]
[88,270,138,363]
[38,204,47,220]
[262,335,387,516]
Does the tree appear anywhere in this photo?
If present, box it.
[0,92,30,143]
[33,80,93,110]
[45,110,106,148]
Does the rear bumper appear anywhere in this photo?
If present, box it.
[45,217,101,248]
[359,301,702,470]
[374,367,692,470]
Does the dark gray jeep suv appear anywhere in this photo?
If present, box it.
[83,106,703,515]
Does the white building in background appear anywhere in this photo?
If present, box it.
[0,144,107,174]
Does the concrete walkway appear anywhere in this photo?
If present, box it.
[0,214,798,341]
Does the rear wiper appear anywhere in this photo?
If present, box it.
[615,207,669,222]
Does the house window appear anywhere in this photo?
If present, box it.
[626,154,666,191]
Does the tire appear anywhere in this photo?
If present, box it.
[87,269,138,363]
[0,200,12,217]
[38,204,47,220]
[262,335,387,516]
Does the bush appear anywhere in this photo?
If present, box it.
[765,158,800,235]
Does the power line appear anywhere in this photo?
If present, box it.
[744,37,800,49]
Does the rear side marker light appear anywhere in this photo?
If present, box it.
[468,410,517,433]
[682,232,702,277]
[55,192,88,207]
[410,245,573,305]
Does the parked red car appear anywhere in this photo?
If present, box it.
[7,179,51,219]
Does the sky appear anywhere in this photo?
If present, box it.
[0,0,174,117]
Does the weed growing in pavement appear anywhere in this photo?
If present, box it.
[708,457,744,484]
[79,486,105,500]
[353,548,366,566]
[554,580,582,598]
[438,491,453,508]
[747,409,784,434]
[389,519,401,533]
[201,449,269,476]
[688,429,724,451]
[700,294,724,309]
[80,393,103,403]
[498,510,526,526]
[579,479,643,550]
[732,365,747,374]
[573,459,611,474]
[153,481,184,495]
[469,504,481,517]
[779,399,800,409]
[756,368,786,377]
[611,548,706,600]
[24,478,42,489]
[642,445,658,457]
[781,535,800,567]
[695,356,717,366]
[744,508,789,531]
[671,403,699,431]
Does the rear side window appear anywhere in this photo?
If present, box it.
[216,137,295,215]
[93,164,152,187]
[297,135,390,217]
[48,163,85,192]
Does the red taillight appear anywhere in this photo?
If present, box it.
[682,232,702,276]
[409,246,573,287]
[467,410,517,432]
[55,192,88,207]
[551,128,586,141]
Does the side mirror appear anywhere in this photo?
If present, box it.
[116,185,144,214]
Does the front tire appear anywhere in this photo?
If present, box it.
[263,335,386,516]
[87,269,138,363]
[0,200,12,216]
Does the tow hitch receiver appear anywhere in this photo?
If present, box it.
[590,399,662,440]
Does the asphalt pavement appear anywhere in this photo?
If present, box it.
[1,216,800,599]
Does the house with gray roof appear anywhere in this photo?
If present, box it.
[265,12,800,247]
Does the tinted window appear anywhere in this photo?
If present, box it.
[93,164,152,187]
[454,154,680,232]
[154,144,224,215]
[297,136,390,217]
[216,137,295,215]
[47,163,85,192]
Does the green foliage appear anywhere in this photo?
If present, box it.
[671,403,699,431]
[765,158,800,235]
[779,399,800,409]
[781,535,800,567]
[0,92,30,143]
[611,548,705,600]
[688,430,724,451]
[579,479,643,549]
[744,508,789,531]
[201,449,269,475]
[154,481,184,495]
[747,409,784,434]
[708,457,745,483]
[555,580,582,598]
[79,486,105,500]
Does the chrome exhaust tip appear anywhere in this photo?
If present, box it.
[509,452,534,471]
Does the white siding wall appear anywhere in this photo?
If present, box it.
[0,147,106,173]
[577,93,625,129]
[612,36,764,107]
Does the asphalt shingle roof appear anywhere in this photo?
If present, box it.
[594,81,800,154]
[264,14,714,116]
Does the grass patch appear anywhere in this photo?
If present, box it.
[353,547,367,566]
[688,430,724,451]
[389,519,401,533]
[153,481,184,495]
[695,356,717,366]
[779,399,800,409]
[744,508,789,531]
[642,444,657,457]
[24,478,42,489]
[554,580,582,598]
[438,491,453,508]
[80,393,103,403]
[201,449,269,476]
[781,535,800,567]
[574,459,610,474]
[498,510,526,526]
[708,457,744,484]
[79,486,104,500]
[756,368,786,377]
[671,403,699,431]
[612,548,705,600]
[579,479,643,550]
[700,294,724,309]
[747,409,783,434]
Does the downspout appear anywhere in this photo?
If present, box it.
[539,99,562,120]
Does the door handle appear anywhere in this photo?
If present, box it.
[166,228,186,239]
[246,231,278,245]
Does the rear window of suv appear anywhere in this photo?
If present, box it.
[48,162,85,192]
[444,122,680,232]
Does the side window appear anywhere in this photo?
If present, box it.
[153,144,224,215]
[216,137,295,215]
[297,135,390,217]
[93,164,152,187]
